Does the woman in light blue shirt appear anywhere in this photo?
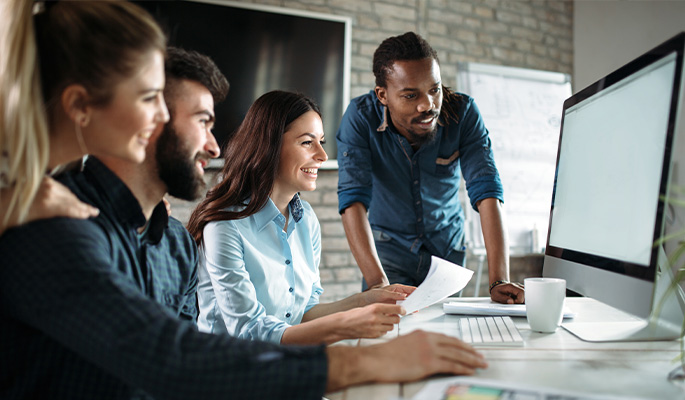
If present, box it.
[188,91,413,345]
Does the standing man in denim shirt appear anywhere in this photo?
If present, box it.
[337,32,524,304]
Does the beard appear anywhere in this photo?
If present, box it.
[394,110,440,147]
[155,124,208,201]
[409,110,440,145]
[405,126,437,146]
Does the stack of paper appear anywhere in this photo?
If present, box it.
[443,301,576,319]
[398,256,473,315]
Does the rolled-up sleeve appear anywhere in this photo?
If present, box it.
[202,221,290,344]
[336,102,374,213]
[458,97,504,210]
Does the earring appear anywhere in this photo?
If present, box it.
[75,119,89,156]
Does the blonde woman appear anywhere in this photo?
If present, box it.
[0,0,168,235]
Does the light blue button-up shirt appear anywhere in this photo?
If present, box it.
[197,195,323,344]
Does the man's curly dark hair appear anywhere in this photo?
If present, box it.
[372,32,461,125]
[164,47,229,113]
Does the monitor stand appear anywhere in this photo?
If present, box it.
[562,247,685,342]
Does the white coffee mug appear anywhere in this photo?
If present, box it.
[525,277,566,333]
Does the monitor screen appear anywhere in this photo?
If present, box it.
[543,32,685,336]
[549,54,676,269]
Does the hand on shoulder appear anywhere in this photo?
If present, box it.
[27,176,99,222]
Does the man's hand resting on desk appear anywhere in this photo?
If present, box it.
[325,330,487,392]
[491,282,525,304]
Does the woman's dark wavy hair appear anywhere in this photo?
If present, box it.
[372,31,462,124]
[187,90,320,245]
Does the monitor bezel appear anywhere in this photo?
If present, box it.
[545,32,685,284]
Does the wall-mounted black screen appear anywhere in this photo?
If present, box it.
[135,0,348,156]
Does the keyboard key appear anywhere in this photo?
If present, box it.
[458,316,524,347]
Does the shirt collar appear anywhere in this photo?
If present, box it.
[254,193,304,232]
[144,202,170,244]
[377,105,390,132]
[371,91,390,132]
[83,157,168,238]
[371,90,446,135]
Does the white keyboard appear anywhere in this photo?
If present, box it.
[458,316,524,347]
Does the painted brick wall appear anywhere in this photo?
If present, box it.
[169,0,573,302]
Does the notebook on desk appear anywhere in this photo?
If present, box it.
[443,301,576,318]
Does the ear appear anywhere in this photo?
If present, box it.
[61,84,92,127]
[374,86,388,106]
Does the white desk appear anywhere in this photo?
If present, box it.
[327,297,685,400]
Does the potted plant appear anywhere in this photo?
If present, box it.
[656,185,685,381]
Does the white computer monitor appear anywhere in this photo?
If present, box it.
[542,32,685,342]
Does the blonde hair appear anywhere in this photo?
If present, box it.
[0,0,49,225]
[0,0,166,226]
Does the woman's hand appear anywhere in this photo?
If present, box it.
[1,176,99,236]
[335,303,406,339]
[27,176,99,221]
[361,284,416,306]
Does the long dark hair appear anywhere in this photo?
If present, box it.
[373,31,462,125]
[187,90,320,245]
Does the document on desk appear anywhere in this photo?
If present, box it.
[413,377,641,400]
[398,256,473,315]
[443,301,577,319]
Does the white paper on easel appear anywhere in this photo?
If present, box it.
[398,256,473,315]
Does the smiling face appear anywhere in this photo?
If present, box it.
[85,50,169,163]
[154,79,220,201]
[375,58,443,147]
[273,110,328,200]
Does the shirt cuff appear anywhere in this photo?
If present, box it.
[269,323,289,344]
[467,174,504,211]
[338,188,371,214]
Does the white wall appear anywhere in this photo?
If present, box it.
[574,0,685,92]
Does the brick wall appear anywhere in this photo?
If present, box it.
[169,0,573,302]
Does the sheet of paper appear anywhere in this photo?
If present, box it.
[413,377,638,400]
[443,301,576,319]
[398,256,473,314]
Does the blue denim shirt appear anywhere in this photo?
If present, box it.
[336,90,503,257]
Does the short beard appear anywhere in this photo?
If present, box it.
[402,111,440,147]
[155,124,206,201]
[405,126,437,146]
